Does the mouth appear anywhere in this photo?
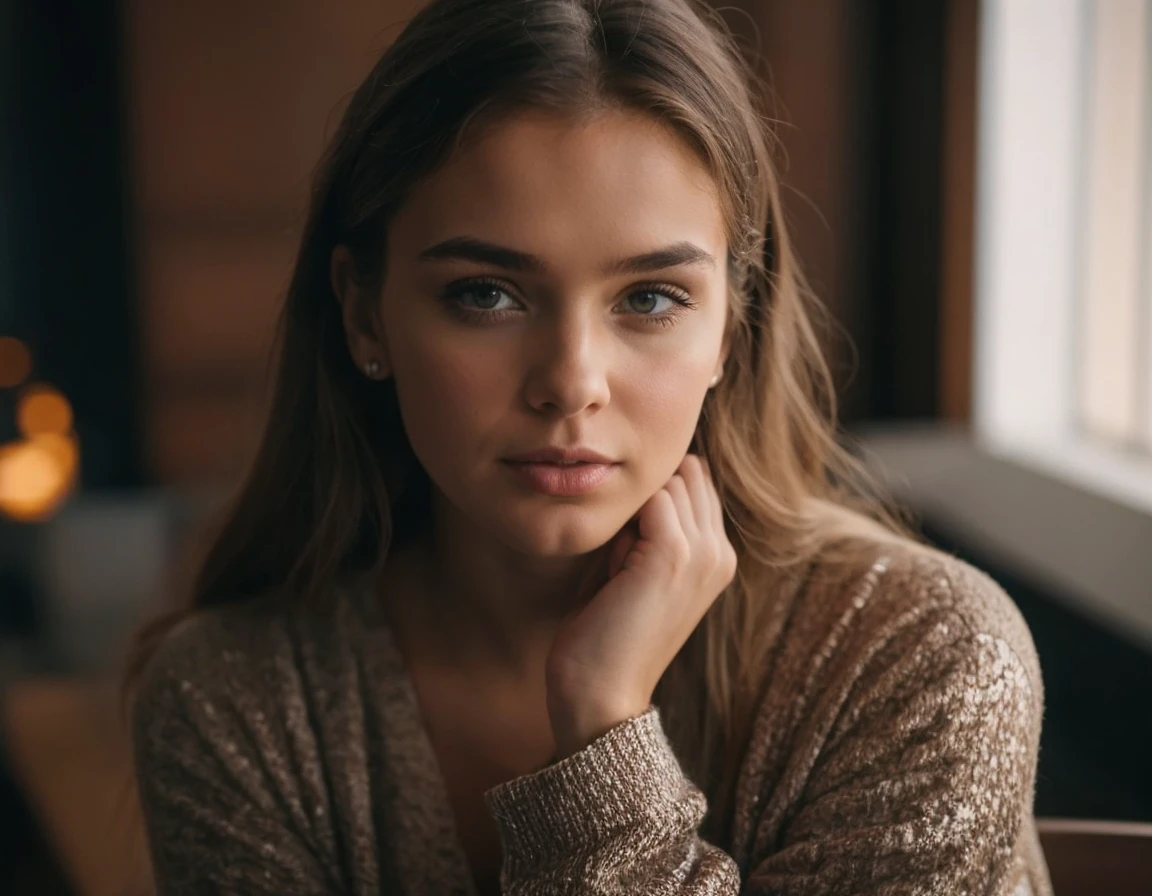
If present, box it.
[501,458,619,496]
[503,446,617,465]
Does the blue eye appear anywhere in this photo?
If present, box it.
[437,277,698,328]
[625,290,679,316]
[439,278,523,321]
[619,284,698,328]
[453,282,517,310]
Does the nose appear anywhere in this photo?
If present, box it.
[522,309,611,417]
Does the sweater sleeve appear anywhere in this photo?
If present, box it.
[484,704,742,894]
[131,621,338,896]
[482,617,1045,895]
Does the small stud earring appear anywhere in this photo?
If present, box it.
[364,359,381,379]
[709,371,722,387]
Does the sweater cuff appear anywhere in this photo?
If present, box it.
[482,705,696,873]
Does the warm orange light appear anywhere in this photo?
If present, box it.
[0,337,32,388]
[32,431,80,479]
[16,384,74,437]
[0,437,75,522]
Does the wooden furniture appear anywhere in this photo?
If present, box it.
[1037,817,1152,896]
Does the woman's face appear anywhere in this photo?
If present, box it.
[344,108,729,557]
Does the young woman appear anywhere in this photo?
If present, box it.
[126,0,1054,893]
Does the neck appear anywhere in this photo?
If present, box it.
[386,491,611,682]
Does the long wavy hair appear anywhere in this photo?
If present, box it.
[124,0,916,843]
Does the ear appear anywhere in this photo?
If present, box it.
[331,245,391,379]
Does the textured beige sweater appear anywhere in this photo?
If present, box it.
[132,539,1054,895]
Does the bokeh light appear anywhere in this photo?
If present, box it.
[0,337,32,388]
[32,431,81,478]
[0,436,76,522]
[16,383,74,437]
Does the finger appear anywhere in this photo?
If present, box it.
[664,473,697,539]
[677,454,714,536]
[637,488,684,551]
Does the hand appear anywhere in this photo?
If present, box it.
[544,453,737,759]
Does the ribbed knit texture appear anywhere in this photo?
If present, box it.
[132,538,1054,895]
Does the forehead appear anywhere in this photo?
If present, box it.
[388,108,727,274]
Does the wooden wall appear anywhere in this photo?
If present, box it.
[126,0,426,483]
[716,0,872,421]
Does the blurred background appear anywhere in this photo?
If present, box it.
[1,0,1150,893]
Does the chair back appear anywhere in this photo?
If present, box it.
[1037,817,1152,896]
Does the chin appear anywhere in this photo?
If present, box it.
[496,502,624,558]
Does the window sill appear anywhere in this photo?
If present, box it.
[857,422,1152,652]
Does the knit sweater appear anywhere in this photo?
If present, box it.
[131,539,1054,895]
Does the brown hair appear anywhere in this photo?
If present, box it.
[124,0,916,838]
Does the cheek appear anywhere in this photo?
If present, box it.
[622,362,710,467]
[390,338,507,474]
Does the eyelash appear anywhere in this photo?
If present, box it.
[437,276,699,329]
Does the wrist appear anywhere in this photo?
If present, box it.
[549,696,652,760]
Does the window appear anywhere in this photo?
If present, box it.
[1078,0,1152,452]
[975,0,1152,513]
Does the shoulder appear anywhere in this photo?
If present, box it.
[129,598,295,754]
[798,534,1043,698]
[131,586,368,745]
[135,597,291,703]
[128,596,360,891]
[728,536,1048,890]
[879,538,1039,680]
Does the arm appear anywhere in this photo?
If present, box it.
[742,625,1044,894]
[483,621,1043,895]
[484,704,741,894]
[131,623,338,896]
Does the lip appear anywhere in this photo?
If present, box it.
[502,459,618,496]
[503,445,617,464]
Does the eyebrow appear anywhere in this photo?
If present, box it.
[417,236,717,277]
